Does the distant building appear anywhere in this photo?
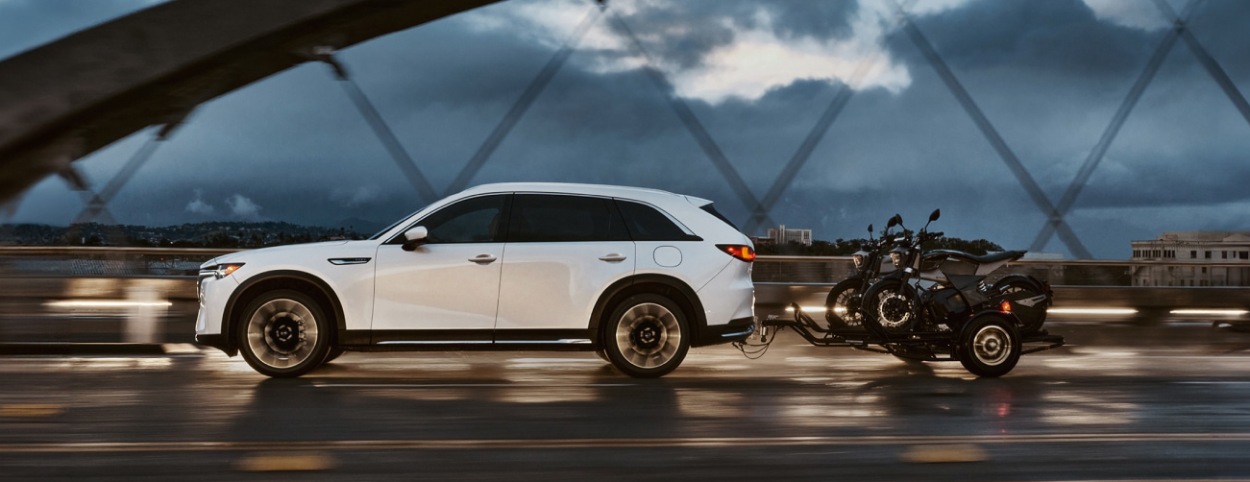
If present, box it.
[1130,232,1250,287]
[765,225,812,247]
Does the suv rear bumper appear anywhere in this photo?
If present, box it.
[694,316,755,347]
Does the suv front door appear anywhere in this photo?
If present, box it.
[372,194,509,342]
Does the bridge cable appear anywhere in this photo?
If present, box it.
[608,9,771,228]
[743,0,920,235]
[317,51,439,206]
[1154,0,1250,127]
[894,2,1093,259]
[1030,0,1193,252]
[444,2,605,197]
[65,125,172,245]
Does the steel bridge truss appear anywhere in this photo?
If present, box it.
[44,0,1250,258]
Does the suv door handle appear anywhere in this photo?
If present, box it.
[598,253,628,262]
[469,254,497,264]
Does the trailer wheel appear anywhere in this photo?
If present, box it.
[958,315,1021,377]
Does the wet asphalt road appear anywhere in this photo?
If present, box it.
[3,320,1250,481]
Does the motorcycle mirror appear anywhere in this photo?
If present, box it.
[867,224,873,235]
[888,214,902,228]
[929,209,941,222]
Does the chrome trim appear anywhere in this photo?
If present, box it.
[328,257,372,265]
[720,326,756,338]
[495,339,593,345]
[376,340,492,345]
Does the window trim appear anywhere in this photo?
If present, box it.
[614,198,703,242]
[504,193,631,243]
[384,193,512,245]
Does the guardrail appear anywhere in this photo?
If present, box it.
[0,248,1247,345]
[752,255,1250,319]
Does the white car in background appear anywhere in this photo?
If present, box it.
[195,183,756,378]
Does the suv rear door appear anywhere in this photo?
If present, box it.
[494,194,635,339]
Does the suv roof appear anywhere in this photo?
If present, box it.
[460,182,711,207]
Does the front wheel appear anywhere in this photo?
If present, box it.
[603,294,690,378]
[825,278,865,328]
[236,289,332,378]
[861,278,918,333]
[957,315,1021,377]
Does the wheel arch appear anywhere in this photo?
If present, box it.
[221,270,346,354]
[589,274,705,348]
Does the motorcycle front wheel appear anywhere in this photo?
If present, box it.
[860,278,918,333]
[825,278,865,328]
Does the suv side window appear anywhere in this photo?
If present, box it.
[615,200,699,241]
[417,194,508,243]
[507,194,630,242]
[505,193,630,243]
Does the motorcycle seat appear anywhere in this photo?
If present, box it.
[927,249,1026,265]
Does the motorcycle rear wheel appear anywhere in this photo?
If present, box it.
[993,275,1049,336]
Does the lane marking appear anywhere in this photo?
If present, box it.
[900,444,987,463]
[3,433,1250,453]
[235,452,336,472]
[0,404,65,418]
[311,383,635,389]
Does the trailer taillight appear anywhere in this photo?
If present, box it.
[718,244,755,262]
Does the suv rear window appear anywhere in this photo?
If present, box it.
[700,203,739,231]
[615,200,700,241]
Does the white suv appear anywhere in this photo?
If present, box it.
[195,183,756,378]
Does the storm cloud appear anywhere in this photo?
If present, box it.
[4,0,1249,258]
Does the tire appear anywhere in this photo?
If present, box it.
[860,278,918,333]
[957,315,1021,377]
[993,275,1049,336]
[323,347,345,364]
[602,294,690,378]
[825,278,864,328]
[236,289,332,378]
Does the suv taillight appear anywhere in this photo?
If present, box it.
[717,244,755,262]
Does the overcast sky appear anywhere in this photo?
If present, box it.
[2,0,1248,258]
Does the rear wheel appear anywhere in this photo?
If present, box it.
[236,289,332,378]
[603,294,690,378]
[993,276,1049,336]
[957,315,1021,377]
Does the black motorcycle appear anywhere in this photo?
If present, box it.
[859,209,1052,336]
[823,219,907,329]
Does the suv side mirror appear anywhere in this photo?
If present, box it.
[401,226,429,251]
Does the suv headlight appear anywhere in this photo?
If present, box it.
[201,263,245,280]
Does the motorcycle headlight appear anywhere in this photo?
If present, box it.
[889,251,902,267]
[851,252,866,270]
